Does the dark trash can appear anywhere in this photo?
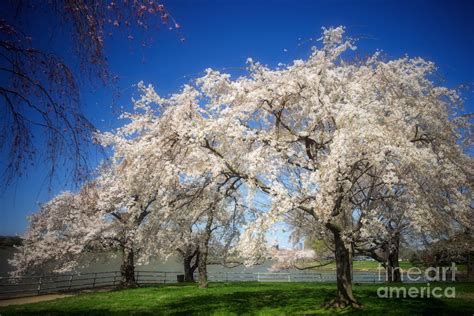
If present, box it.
[177,274,185,283]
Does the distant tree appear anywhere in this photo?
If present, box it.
[0,1,181,186]
[0,235,22,248]
[419,231,474,281]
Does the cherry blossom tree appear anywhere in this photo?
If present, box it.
[359,148,472,282]
[94,166,163,288]
[94,86,247,287]
[10,159,170,288]
[9,185,107,277]
[11,25,472,308]
[118,26,472,307]
[157,191,244,284]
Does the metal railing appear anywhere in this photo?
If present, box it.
[0,270,180,299]
[1,270,464,300]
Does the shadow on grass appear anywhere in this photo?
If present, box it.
[0,286,334,315]
[157,287,335,315]
[137,289,334,315]
[2,283,473,315]
[157,287,460,316]
[155,285,469,316]
[351,288,450,316]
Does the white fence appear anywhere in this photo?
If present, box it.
[1,269,454,299]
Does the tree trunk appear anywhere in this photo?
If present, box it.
[183,256,195,282]
[120,246,137,288]
[183,249,199,282]
[386,233,401,282]
[325,224,361,308]
[198,247,208,288]
[467,251,474,282]
[198,210,214,289]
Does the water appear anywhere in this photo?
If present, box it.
[0,248,274,276]
[0,249,15,276]
[0,248,416,283]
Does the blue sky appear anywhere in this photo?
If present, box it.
[1,0,473,235]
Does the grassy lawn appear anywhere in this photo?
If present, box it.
[312,261,467,272]
[1,282,473,315]
[313,261,395,271]
[352,261,416,271]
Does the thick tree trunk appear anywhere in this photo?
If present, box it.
[467,251,474,282]
[198,247,208,288]
[386,233,401,283]
[183,256,195,282]
[198,210,214,289]
[183,249,199,282]
[325,224,361,308]
[120,246,137,288]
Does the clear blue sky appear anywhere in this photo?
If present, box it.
[1,0,473,235]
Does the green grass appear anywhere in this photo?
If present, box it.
[305,260,407,271]
[1,282,473,315]
[312,261,467,272]
[313,261,394,270]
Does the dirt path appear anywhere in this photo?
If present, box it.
[0,294,73,307]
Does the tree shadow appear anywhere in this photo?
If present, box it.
[350,287,451,316]
[3,283,472,315]
[149,287,335,315]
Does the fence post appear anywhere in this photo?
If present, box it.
[226,272,228,282]
[136,271,140,285]
[288,274,291,282]
[257,272,260,282]
[68,274,74,291]
[113,271,117,286]
[92,273,97,289]
[164,272,167,284]
[37,276,43,295]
